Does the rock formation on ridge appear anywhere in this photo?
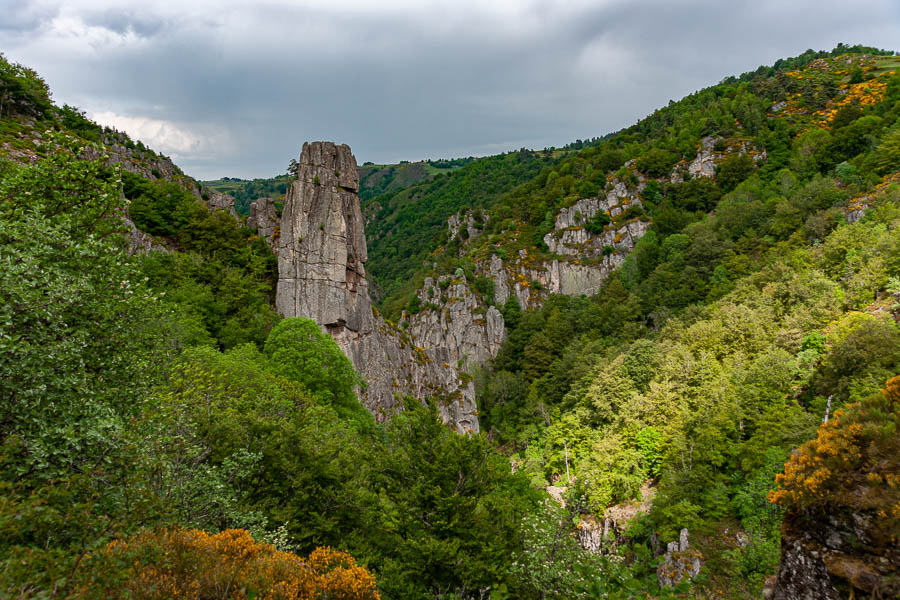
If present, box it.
[275,142,496,432]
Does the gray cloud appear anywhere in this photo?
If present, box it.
[1,0,898,179]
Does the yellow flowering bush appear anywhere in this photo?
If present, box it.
[769,376,900,525]
[82,528,380,600]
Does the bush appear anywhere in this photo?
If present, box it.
[769,376,900,515]
[84,528,380,600]
[715,153,757,193]
[585,210,612,234]
[637,148,678,178]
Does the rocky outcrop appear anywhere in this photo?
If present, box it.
[275,142,492,432]
[123,213,168,255]
[82,134,183,185]
[206,190,236,216]
[773,509,900,600]
[483,166,651,310]
[671,136,765,184]
[687,136,721,179]
[249,196,280,250]
[407,275,505,371]
[275,144,371,333]
[447,211,486,244]
[657,529,702,587]
[846,172,900,223]
[577,483,655,555]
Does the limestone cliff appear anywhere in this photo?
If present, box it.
[473,163,651,311]
[248,196,280,250]
[773,506,900,599]
[407,275,506,372]
[275,142,489,432]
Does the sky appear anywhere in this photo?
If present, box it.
[2,0,899,180]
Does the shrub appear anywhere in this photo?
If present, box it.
[637,148,677,178]
[715,153,757,193]
[84,528,380,600]
[769,376,900,517]
[585,210,611,234]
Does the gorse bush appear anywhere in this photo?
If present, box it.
[769,376,900,514]
[83,528,380,600]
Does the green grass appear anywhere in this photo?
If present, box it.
[873,55,900,73]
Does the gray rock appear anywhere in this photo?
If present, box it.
[688,137,721,179]
[275,142,496,432]
[249,196,280,250]
[657,528,702,587]
[447,210,485,241]
[276,141,373,334]
[773,507,899,600]
[206,190,236,216]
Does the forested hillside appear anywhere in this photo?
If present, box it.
[2,43,900,600]
[470,44,900,597]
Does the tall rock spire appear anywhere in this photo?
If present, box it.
[275,142,373,335]
[274,141,504,433]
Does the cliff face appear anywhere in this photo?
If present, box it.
[275,142,490,432]
[248,197,279,250]
[773,508,900,599]
[275,143,372,334]
[474,162,652,311]
[407,276,506,372]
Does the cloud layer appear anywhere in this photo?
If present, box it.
[2,0,899,179]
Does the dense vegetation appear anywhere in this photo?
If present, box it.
[0,136,549,598]
[363,149,563,314]
[2,45,899,600]
[472,46,900,596]
[122,169,281,349]
[201,174,293,216]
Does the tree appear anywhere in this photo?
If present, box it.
[367,400,538,598]
[0,53,52,118]
[0,134,169,594]
[264,318,369,424]
[872,127,900,175]
[715,153,756,193]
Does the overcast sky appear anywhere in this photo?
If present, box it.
[2,0,899,180]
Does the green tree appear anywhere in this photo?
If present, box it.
[264,317,369,424]
[367,400,538,598]
[0,135,168,594]
[716,153,757,193]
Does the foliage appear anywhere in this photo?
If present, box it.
[201,174,292,216]
[0,135,170,596]
[506,501,606,600]
[364,149,560,316]
[0,53,52,118]
[769,376,900,517]
[151,344,540,599]
[471,46,900,598]
[365,400,540,599]
[126,170,280,350]
[264,318,369,424]
[82,528,380,600]
[59,105,103,143]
